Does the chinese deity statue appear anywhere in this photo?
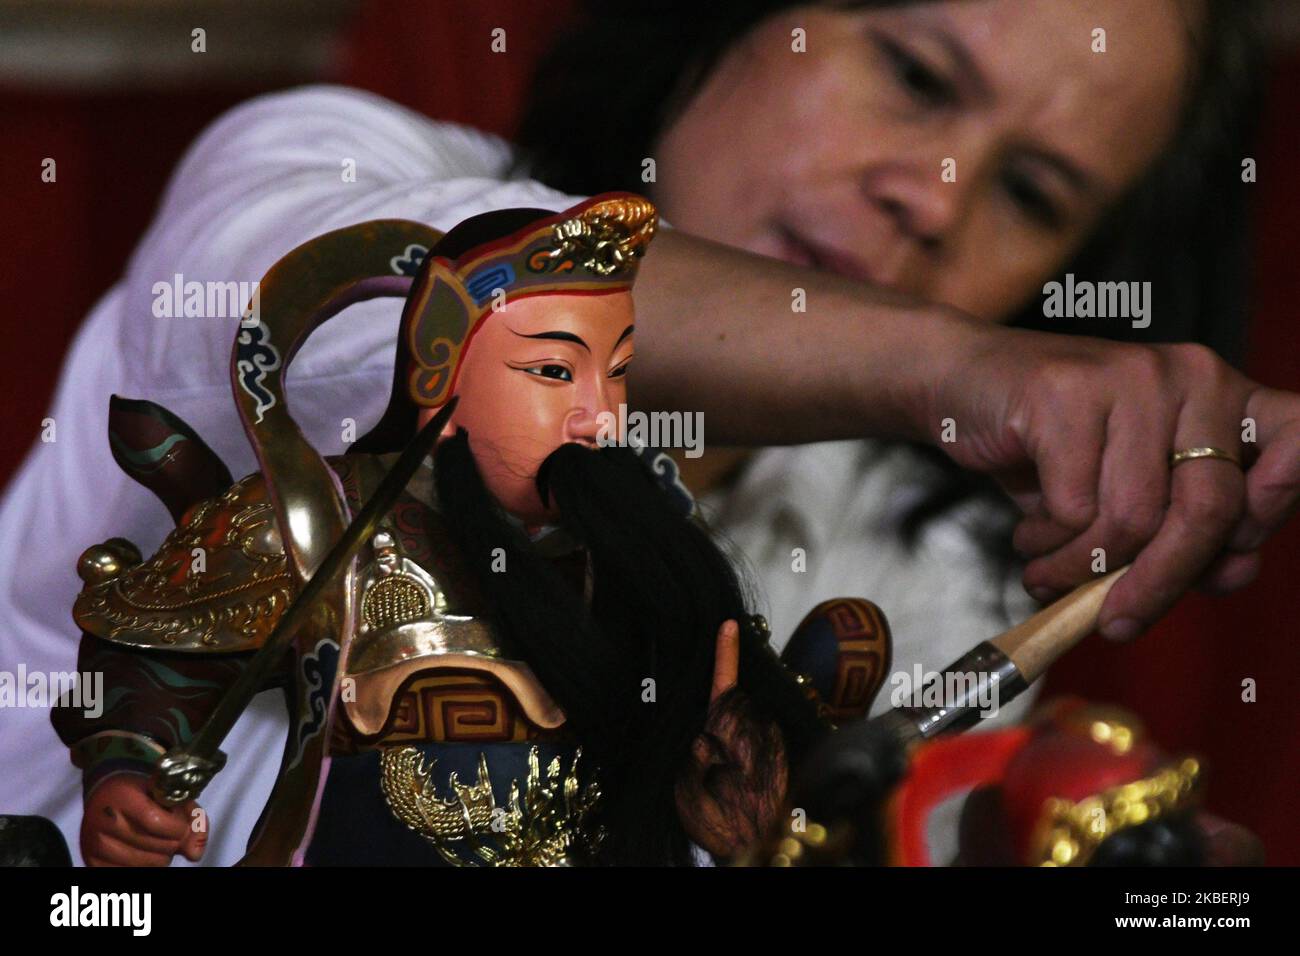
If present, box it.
[52,194,888,867]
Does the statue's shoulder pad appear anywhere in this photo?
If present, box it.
[782,597,893,724]
[74,471,294,653]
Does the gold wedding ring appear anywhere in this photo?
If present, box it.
[1169,446,1242,469]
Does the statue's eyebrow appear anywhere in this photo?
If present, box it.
[614,325,634,348]
[512,330,589,352]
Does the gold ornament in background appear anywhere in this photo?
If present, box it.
[1035,757,1202,867]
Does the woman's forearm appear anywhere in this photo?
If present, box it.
[630,228,972,446]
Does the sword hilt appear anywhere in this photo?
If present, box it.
[150,750,228,808]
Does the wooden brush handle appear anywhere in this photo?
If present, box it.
[990,566,1130,683]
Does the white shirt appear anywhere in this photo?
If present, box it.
[0,84,1035,866]
[704,440,1037,716]
[703,440,1039,862]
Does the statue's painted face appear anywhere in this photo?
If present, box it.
[420,291,635,526]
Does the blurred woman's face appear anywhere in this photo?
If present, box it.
[651,0,1198,321]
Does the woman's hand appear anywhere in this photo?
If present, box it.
[931,321,1300,640]
[675,619,788,861]
[635,233,1296,641]
[82,774,207,866]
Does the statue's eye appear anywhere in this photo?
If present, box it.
[609,362,630,379]
[523,364,572,382]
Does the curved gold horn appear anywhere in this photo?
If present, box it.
[231,219,443,584]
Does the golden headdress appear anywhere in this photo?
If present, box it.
[402,192,658,408]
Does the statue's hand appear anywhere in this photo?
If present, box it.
[674,619,787,862]
[82,774,207,866]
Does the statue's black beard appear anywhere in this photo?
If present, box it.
[432,430,822,865]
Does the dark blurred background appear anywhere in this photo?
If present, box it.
[1,0,1297,862]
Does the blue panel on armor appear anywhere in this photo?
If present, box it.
[781,618,841,703]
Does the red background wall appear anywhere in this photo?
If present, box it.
[2,0,1296,860]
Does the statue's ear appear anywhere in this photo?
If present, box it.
[415,403,460,441]
[439,411,460,441]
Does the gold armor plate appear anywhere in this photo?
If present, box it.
[74,461,566,737]
[344,620,565,736]
[343,528,565,735]
[73,473,294,652]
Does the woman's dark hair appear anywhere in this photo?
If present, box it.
[434,430,825,864]
[512,0,1266,608]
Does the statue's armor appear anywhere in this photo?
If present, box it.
[57,444,884,866]
[58,449,603,866]
[51,207,906,867]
